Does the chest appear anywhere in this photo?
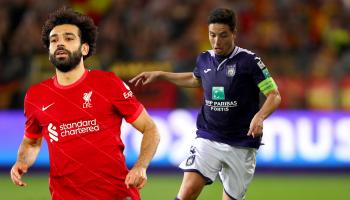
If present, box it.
[34,87,114,126]
[200,60,252,95]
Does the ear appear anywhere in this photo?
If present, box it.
[232,30,237,40]
[81,43,89,56]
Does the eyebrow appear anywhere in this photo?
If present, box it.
[209,31,228,35]
[49,32,77,38]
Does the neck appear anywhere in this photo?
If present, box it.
[56,61,85,86]
[224,44,235,57]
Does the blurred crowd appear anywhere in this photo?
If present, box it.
[1,0,350,110]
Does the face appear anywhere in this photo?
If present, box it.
[48,24,89,72]
[208,23,235,56]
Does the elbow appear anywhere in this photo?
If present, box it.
[267,89,282,108]
[274,90,282,108]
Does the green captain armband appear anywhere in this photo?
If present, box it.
[258,77,277,95]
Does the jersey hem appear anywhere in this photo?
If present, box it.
[25,131,42,139]
[125,104,144,123]
[181,169,213,185]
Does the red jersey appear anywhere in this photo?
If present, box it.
[24,70,143,200]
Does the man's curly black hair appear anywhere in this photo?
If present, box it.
[41,7,97,59]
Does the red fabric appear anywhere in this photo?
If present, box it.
[24,70,142,200]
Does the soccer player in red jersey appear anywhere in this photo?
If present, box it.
[10,8,160,200]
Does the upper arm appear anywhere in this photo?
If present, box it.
[191,73,201,87]
[108,73,144,122]
[24,89,43,139]
[250,56,278,96]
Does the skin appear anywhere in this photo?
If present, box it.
[130,22,281,200]
[11,24,160,190]
[48,24,88,86]
[208,23,236,56]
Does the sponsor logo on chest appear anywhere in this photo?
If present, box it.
[208,86,238,112]
[47,119,100,143]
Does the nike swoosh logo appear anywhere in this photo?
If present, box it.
[204,69,211,73]
[42,103,55,111]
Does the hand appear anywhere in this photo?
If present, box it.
[129,71,161,87]
[10,162,29,186]
[247,114,264,138]
[125,166,147,189]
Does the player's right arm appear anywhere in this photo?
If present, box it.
[129,71,201,88]
[10,136,42,186]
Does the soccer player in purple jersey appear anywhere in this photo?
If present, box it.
[130,8,281,200]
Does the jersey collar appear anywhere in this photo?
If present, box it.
[210,46,239,71]
[53,69,89,90]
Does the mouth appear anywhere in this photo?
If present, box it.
[55,49,69,57]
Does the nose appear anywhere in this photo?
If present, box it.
[214,37,221,47]
[56,44,65,50]
[57,43,64,47]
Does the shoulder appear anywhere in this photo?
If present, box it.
[197,50,214,60]
[88,70,130,94]
[234,46,263,67]
[196,50,215,68]
[89,69,116,78]
[234,47,257,60]
[26,77,54,99]
[88,70,123,84]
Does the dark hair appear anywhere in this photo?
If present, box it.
[208,8,236,32]
[41,7,97,59]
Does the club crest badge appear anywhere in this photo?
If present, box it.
[226,64,236,77]
[186,155,196,166]
[83,91,93,108]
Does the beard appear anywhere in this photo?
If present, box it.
[49,46,83,73]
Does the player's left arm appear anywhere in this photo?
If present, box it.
[248,56,282,138]
[125,109,160,189]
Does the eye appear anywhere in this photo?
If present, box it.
[50,38,57,43]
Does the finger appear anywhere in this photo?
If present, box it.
[129,74,143,84]
[137,178,147,189]
[247,127,253,136]
[129,77,139,86]
[253,126,260,138]
[11,168,21,180]
[254,125,263,136]
[142,78,152,85]
[125,174,131,189]
[11,171,26,186]
[125,174,137,189]
[135,78,144,87]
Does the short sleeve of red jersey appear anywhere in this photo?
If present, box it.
[107,73,144,123]
[24,89,43,139]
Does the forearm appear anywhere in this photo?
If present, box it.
[159,71,200,88]
[134,122,160,168]
[16,137,42,167]
[256,90,281,119]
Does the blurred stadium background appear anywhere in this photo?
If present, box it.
[1,0,350,199]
